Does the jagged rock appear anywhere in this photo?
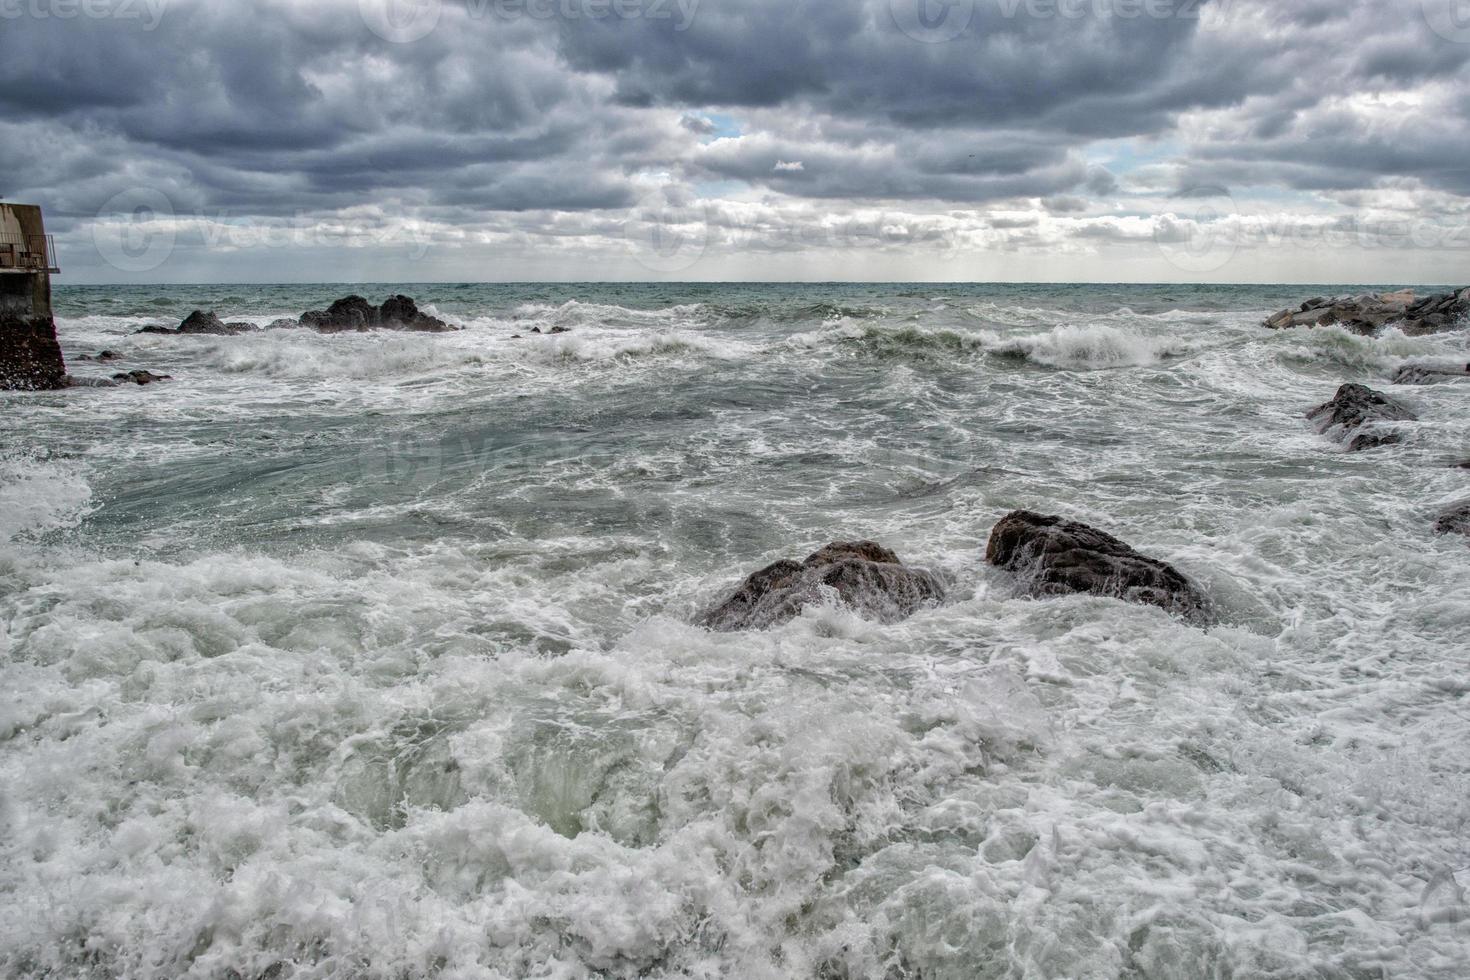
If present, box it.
[1264,287,1468,336]
[1307,383,1416,451]
[300,295,378,332]
[985,510,1212,622]
[1434,501,1470,537]
[112,370,171,385]
[75,349,121,362]
[0,313,68,390]
[1392,362,1470,385]
[699,540,944,631]
[378,294,454,332]
[137,310,256,335]
[299,294,456,332]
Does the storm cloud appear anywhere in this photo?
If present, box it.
[4,0,1469,281]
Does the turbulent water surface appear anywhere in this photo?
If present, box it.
[3,283,1469,978]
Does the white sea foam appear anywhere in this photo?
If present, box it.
[6,289,1470,978]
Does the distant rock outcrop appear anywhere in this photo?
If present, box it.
[1264,288,1469,336]
[137,296,457,336]
[1307,383,1416,451]
[138,310,257,335]
[299,294,455,332]
[985,510,1212,622]
[699,540,944,631]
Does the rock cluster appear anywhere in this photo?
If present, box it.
[984,510,1212,622]
[138,310,257,336]
[699,540,944,631]
[299,294,455,332]
[137,294,457,337]
[1307,383,1417,451]
[1264,287,1469,336]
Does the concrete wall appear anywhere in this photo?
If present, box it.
[0,203,65,390]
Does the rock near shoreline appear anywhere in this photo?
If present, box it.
[699,540,944,631]
[1307,383,1416,451]
[1265,287,1469,336]
[985,510,1212,622]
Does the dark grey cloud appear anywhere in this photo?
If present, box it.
[3,0,1469,280]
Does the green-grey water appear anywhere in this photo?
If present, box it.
[2,283,1468,978]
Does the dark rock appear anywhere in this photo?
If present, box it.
[548,326,570,335]
[378,294,454,332]
[1307,383,1416,451]
[136,310,256,336]
[299,294,456,332]
[1391,362,1470,385]
[699,540,944,631]
[985,510,1212,622]
[75,349,121,362]
[1434,500,1470,537]
[1264,288,1468,336]
[265,318,299,330]
[300,295,378,332]
[0,313,68,390]
[112,370,171,385]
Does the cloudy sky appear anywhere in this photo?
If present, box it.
[5,0,1470,282]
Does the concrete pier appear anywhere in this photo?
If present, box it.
[0,203,66,390]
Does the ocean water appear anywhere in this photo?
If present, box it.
[2,282,1469,978]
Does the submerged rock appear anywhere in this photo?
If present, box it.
[699,540,944,631]
[112,369,171,385]
[985,510,1211,621]
[1392,362,1470,385]
[1307,383,1416,451]
[1435,501,1470,537]
[300,294,455,332]
[1264,287,1469,337]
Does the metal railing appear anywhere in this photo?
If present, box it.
[0,233,58,273]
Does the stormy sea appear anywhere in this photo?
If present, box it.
[2,282,1468,978]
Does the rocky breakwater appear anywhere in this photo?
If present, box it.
[1264,287,1469,336]
[699,541,944,631]
[985,510,1213,623]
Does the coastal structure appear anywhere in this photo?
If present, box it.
[0,203,66,390]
